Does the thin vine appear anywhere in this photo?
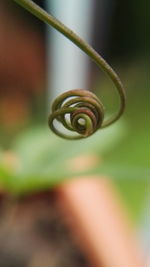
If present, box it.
[13,0,126,139]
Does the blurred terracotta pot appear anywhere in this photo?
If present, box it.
[57,176,144,267]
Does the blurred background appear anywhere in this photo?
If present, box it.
[0,0,150,266]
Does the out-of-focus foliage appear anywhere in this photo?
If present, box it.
[0,121,125,195]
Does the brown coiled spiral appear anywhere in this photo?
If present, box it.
[14,0,126,140]
[48,89,104,139]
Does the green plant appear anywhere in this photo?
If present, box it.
[0,1,146,220]
[14,0,125,139]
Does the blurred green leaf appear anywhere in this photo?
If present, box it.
[0,122,125,194]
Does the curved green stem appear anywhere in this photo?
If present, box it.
[13,0,126,138]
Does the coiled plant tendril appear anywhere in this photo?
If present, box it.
[49,89,104,140]
[14,0,126,140]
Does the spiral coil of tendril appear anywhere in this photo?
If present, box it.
[48,90,104,140]
[14,0,126,140]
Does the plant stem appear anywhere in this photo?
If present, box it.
[13,0,126,134]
